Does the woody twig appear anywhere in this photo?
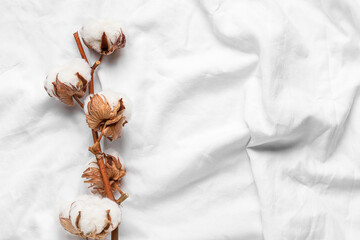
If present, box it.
[73,31,128,240]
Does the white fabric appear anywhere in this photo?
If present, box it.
[1,0,360,240]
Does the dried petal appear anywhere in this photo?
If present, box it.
[85,91,130,141]
[85,94,113,131]
[60,218,82,235]
[82,153,126,197]
[101,32,109,52]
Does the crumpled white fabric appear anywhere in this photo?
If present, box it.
[1,0,360,239]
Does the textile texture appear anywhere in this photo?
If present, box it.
[1,0,359,239]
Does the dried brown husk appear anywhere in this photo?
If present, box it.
[85,94,128,141]
[82,153,126,196]
[59,209,112,239]
[45,73,87,106]
[83,31,126,55]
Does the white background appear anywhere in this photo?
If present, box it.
[1,0,360,239]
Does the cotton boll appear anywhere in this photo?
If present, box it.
[45,58,90,90]
[72,195,121,234]
[84,91,131,141]
[82,150,126,196]
[44,58,91,106]
[80,19,126,55]
[56,58,91,88]
[59,195,121,239]
[84,91,132,119]
[82,19,123,46]
[99,90,132,120]
[70,196,106,234]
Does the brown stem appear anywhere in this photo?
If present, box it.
[87,58,114,199]
[97,128,106,144]
[74,32,118,240]
[116,193,129,205]
[115,184,125,195]
[73,95,84,108]
[73,32,88,63]
[89,55,104,94]
[95,152,114,200]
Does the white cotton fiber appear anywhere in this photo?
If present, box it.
[44,66,61,97]
[57,59,91,87]
[58,200,72,219]
[100,90,132,119]
[61,195,121,235]
[81,19,124,53]
[44,58,91,96]
[83,94,93,114]
[84,90,132,120]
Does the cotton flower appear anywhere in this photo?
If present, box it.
[82,149,126,196]
[81,19,126,55]
[84,90,131,141]
[59,195,121,239]
[44,58,91,106]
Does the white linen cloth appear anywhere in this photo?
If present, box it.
[1,0,360,239]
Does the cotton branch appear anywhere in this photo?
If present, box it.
[73,31,119,240]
